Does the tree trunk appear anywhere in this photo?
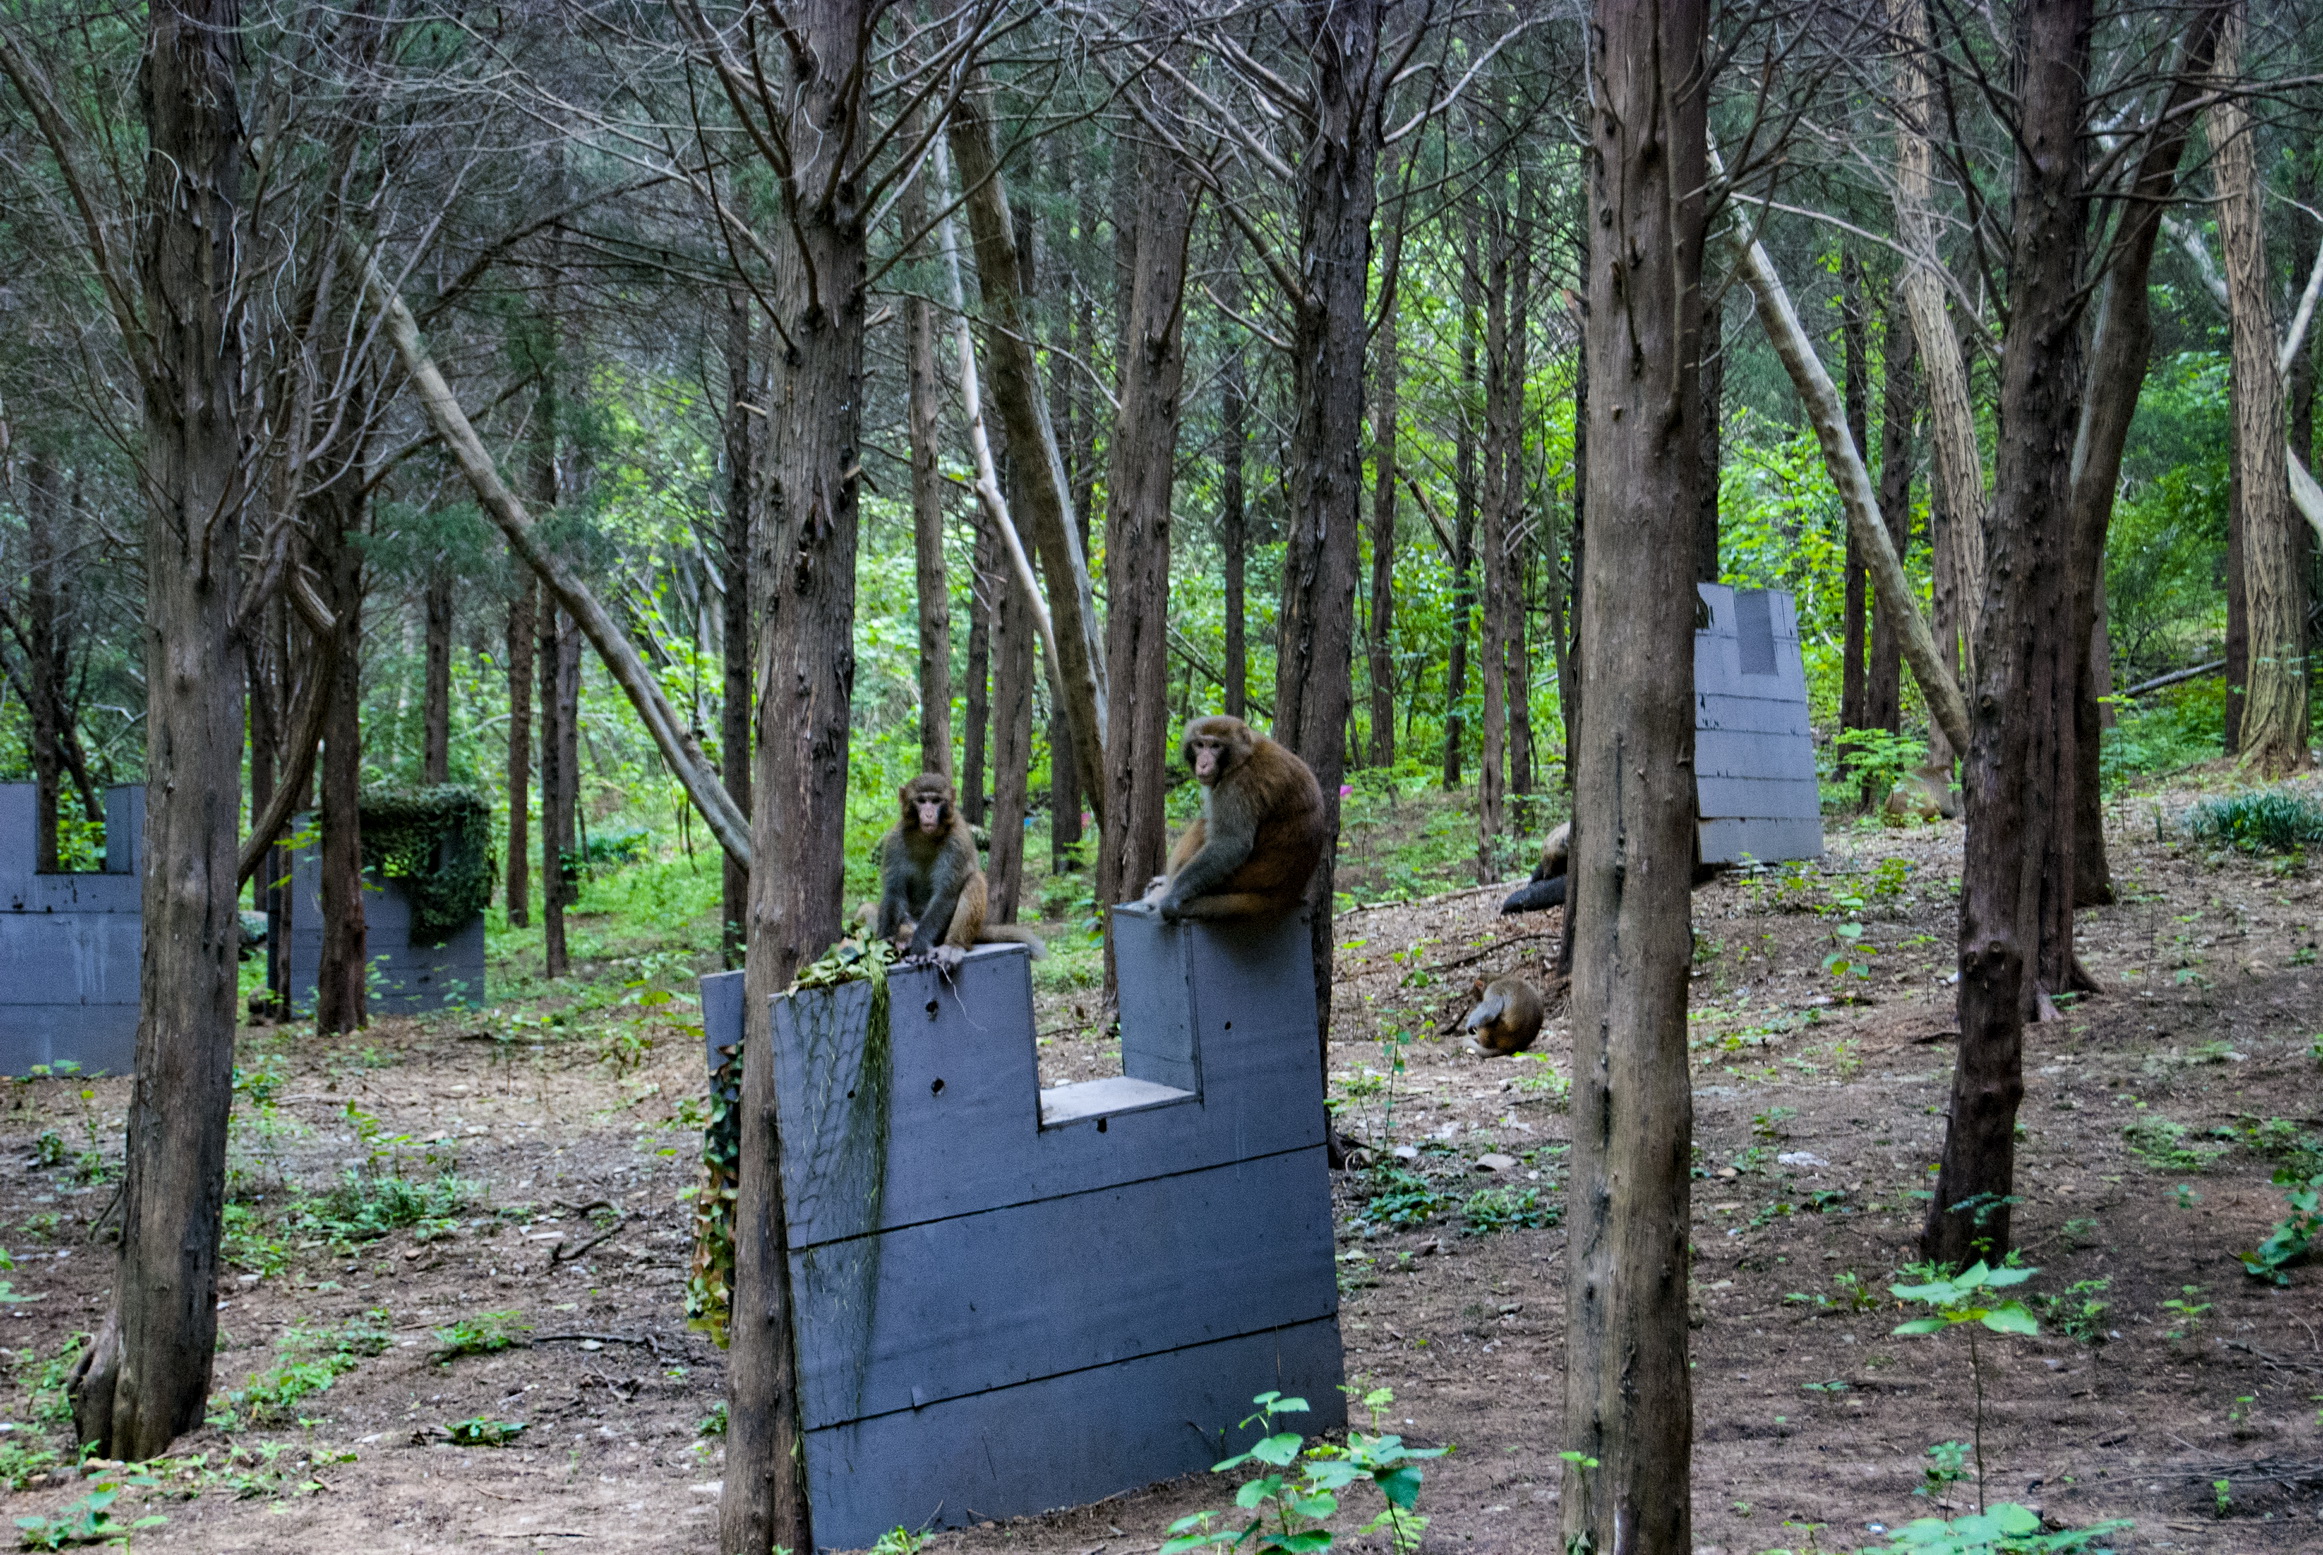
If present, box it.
[1892,0,1986,771]
[948,78,1107,829]
[24,451,68,873]
[312,479,368,1037]
[1840,252,1871,746]
[1097,124,1190,964]
[2226,451,2248,747]
[540,604,575,979]
[1868,303,1918,740]
[1925,0,2093,1271]
[421,571,452,784]
[2212,7,2307,773]
[2066,1,2227,908]
[1560,0,1706,1543]
[722,292,756,967]
[1221,240,1251,724]
[504,577,535,928]
[720,6,871,1551]
[988,558,1035,925]
[1444,206,1479,791]
[962,517,994,825]
[1368,160,1407,770]
[72,1,249,1462]
[244,607,281,909]
[1273,0,1381,1054]
[1697,285,1724,582]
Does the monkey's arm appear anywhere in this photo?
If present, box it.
[1158,806,1253,920]
[1461,992,1507,1031]
[875,835,914,942]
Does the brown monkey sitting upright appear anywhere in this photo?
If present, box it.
[1147,716,1327,923]
[1499,822,1570,913]
[876,775,1046,969]
[1459,975,1544,1056]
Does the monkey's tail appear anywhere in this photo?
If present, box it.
[976,925,1049,961]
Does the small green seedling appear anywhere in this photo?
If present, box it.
[429,1309,532,1363]
[2161,1286,2210,1341]
[2237,1171,2321,1285]
[1870,1502,2131,1554]
[2212,1478,2232,1517]
[1161,1389,1445,1555]
[446,1417,527,1447]
[13,1474,167,1549]
[1891,1262,2041,1514]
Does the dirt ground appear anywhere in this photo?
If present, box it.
[3,774,2321,1553]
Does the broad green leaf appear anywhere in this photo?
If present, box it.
[1892,1316,1948,1335]
[1250,1433,1303,1468]
[1981,1264,2038,1289]
[1980,1302,2040,1335]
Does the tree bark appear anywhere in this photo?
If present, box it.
[1560,0,1706,1544]
[504,576,535,928]
[962,517,994,825]
[73,0,249,1463]
[1097,122,1190,963]
[2065,0,2227,907]
[2212,6,2307,773]
[988,554,1035,925]
[1925,0,2093,1270]
[1221,238,1251,724]
[1892,0,1985,771]
[1368,158,1406,770]
[1840,252,1871,745]
[421,570,453,784]
[24,451,69,873]
[1444,206,1479,790]
[948,78,1107,830]
[312,479,369,1038]
[1478,184,1515,878]
[721,292,756,967]
[717,6,873,1547]
[1273,0,1382,1053]
[1697,285,1724,582]
[1868,302,1917,741]
[540,608,580,978]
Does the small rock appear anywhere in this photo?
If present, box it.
[1776,1151,1829,1169]
[1477,1153,1520,1173]
[1391,1144,1420,1161]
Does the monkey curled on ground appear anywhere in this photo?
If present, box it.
[1460,975,1544,1056]
[1498,822,1569,913]
[876,775,1046,969]
[1883,760,1959,823]
[1144,715,1327,924]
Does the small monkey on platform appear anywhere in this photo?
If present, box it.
[1146,716,1326,924]
[1460,975,1544,1056]
[876,775,1045,970]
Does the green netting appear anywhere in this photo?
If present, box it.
[358,785,496,942]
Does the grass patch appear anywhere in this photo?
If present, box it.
[430,1309,531,1363]
[2102,680,2223,790]
[2183,788,2323,855]
[209,1311,390,1430]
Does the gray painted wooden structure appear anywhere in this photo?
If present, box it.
[0,783,145,1076]
[1695,583,1823,864]
[700,903,1344,1549]
[283,841,486,1015]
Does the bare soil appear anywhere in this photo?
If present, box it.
[2,775,2320,1554]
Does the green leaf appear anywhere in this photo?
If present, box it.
[1980,1303,2040,1336]
[1891,1280,1957,1304]
[1374,1463,1428,1510]
[1286,1491,1339,1520]
[1981,1264,2039,1289]
[1892,1316,1949,1335]
[1250,1433,1304,1468]
[1235,1474,1287,1509]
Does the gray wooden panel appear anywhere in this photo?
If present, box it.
[103,786,143,877]
[803,1317,1347,1552]
[771,911,1324,1248]
[1696,728,1819,783]
[284,845,486,1013]
[1698,774,1822,821]
[0,914,141,1004]
[1701,815,1824,865]
[701,968,744,1070]
[0,1005,138,1077]
[0,786,33,888]
[791,1146,1336,1429]
[1695,691,1813,737]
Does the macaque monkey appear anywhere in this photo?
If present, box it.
[1146,716,1326,924]
[1460,975,1545,1056]
[1499,822,1569,914]
[1884,760,1959,823]
[876,775,1046,969]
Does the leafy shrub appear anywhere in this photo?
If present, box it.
[13,1474,166,1549]
[0,1437,60,1492]
[2237,1172,2322,1286]
[2121,1115,2225,1173]
[430,1309,531,1363]
[1459,1186,1557,1236]
[2035,1278,2112,1347]
[1350,1168,1453,1233]
[290,1171,469,1247]
[1871,1502,2131,1553]
[445,1417,527,1447]
[210,1311,390,1429]
[2183,789,2323,855]
[1162,1390,1442,1555]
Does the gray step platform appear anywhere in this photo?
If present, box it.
[282,841,486,1015]
[701,902,1345,1550]
[1695,583,1823,864]
[0,784,145,1076]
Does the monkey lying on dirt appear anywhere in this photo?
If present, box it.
[1146,715,1326,924]
[1460,975,1544,1056]
[1884,760,1959,822]
[876,775,1046,970]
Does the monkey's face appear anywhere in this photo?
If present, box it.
[1181,716,1253,786]
[899,778,955,836]
[915,796,947,834]
[1189,737,1227,785]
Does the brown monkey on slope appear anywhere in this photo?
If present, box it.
[1146,716,1327,923]
[876,775,1046,968]
[1459,975,1544,1055]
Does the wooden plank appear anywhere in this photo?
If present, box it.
[801,1317,1347,1552]
[701,968,744,1071]
[284,848,487,1013]
[0,1004,138,1077]
[1701,815,1824,865]
[1697,729,1819,783]
[1698,774,1823,820]
[790,1146,1337,1429]
[0,915,141,1004]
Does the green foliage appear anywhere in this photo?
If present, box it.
[13,1473,166,1549]
[1458,1186,1557,1236]
[867,1529,931,1555]
[1350,1168,1453,1234]
[430,1309,531,1363]
[1871,1503,2130,1554]
[209,1311,390,1430]
[0,1437,60,1493]
[688,1044,742,1347]
[2120,1115,2225,1173]
[2034,1278,2111,1347]
[1917,1441,1970,1500]
[2183,788,2323,855]
[1160,1390,1443,1555]
[2237,1171,2322,1285]
[2100,682,2222,789]
[1891,1263,2040,1339]
[1834,727,1929,809]
[2161,1286,2211,1340]
[358,785,496,942]
[288,1171,470,1249]
[445,1417,527,1447]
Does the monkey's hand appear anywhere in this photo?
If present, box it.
[1140,875,1170,906]
[929,944,967,978]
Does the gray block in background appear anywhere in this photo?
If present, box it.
[0,783,146,1076]
[701,903,1344,1550]
[1694,583,1823,865]
[282,841,486,1015]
